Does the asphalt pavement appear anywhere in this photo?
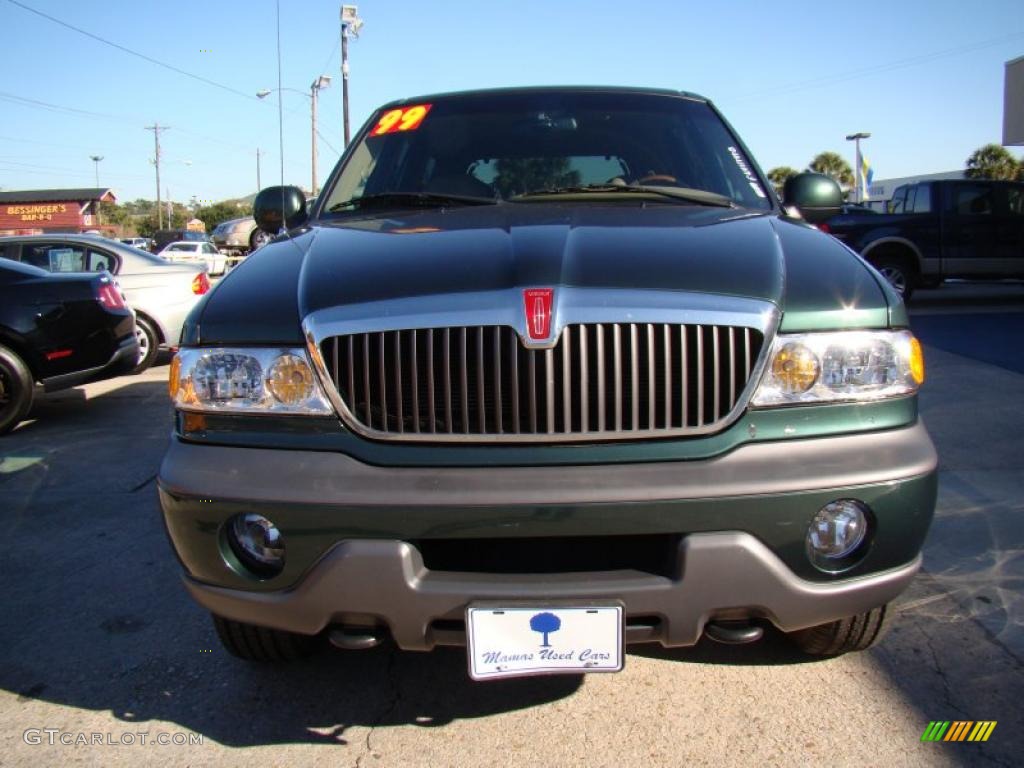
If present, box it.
[0,282,1021,767]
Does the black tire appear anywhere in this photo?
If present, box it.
[871,254,916,301]
[789,604,892,656]
[0,344,34,435]
[131,316,159,374]
[249,229,270,252]
[212,614,317,662]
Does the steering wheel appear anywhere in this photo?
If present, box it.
[634,174,678,185]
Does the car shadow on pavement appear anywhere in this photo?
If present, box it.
[0,376,585,748]
[629,627,817,666]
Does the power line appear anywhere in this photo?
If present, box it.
[0,133,97,152]
[0,90,123,121]
[734,31,1024,101]
[0,159,151,180]
[1,89,258,156]
[316,128,340,157]
[7,0,262,103]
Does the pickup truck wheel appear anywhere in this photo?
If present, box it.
[789,604,892,656]
[872,256,915,300]
[131,316,159,374]
[212,614,317,661]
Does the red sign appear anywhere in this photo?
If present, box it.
[523,288,554,341]
[370,104,432,136]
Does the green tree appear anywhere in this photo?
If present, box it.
[766,166,799,195]
[493,158,580,198]
[964,143,1023,180]
[98,202,132,228]
[809,152,854,188]
[196,201,251,230]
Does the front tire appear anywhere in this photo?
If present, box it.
[871,255,916,301]
[0,344,34,435]
[212,614,317,661]
[131,316,159,374]
[789,604,892,656]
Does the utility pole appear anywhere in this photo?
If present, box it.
[340,5,363,147]
[310,75,332,196]
[90,155,104,226]
[145,124,169,229]
[311,82,318,195]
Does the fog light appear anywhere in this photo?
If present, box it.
[806,500,869,570]
[227,513,285,577]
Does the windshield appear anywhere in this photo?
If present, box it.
[320,90,772,213]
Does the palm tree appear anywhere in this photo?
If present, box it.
[965,144,1023,181]
[808,152,854,189]
[766,166,800,195]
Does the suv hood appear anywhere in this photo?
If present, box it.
[299,205,784,314]
[192,204,892,345]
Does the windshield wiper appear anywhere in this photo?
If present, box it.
[509,184,736,208]
[328,192,498,212]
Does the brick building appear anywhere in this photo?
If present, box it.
[0,188,117,236]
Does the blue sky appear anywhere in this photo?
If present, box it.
[1,0,1022,204]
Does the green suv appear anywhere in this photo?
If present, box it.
[159,87,936,680]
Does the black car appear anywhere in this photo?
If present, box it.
[0,258,138,434]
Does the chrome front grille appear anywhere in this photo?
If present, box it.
[319,323,765,442]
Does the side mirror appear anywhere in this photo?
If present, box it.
[253,185,308,235]
[783,173,842,225]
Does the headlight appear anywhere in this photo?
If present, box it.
[169,348,333,415]
[752,330,923,406]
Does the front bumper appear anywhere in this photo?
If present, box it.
[159,420,937,649]
[185,536,921,650]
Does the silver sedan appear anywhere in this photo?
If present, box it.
[0,234,210,372]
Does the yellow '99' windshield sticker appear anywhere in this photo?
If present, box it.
[370,104,432,136]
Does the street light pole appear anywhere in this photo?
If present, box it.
[258,78,331,196]
[90,155,103,187]
[340,5,363,148]
[256,147,266,191]
[845,132,871,204]
[90,155,103,226]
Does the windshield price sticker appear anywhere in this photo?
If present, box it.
[370,104,432,136]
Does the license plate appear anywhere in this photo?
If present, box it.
[466,604,624,680]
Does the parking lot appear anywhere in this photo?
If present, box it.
[0,282,1022,767]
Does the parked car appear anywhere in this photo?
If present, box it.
[0,257,137,434]
[821,179,1024,298]
[152,229,211,253]
[158,240,228,277]
[160,86,936,676]
[120,237,152,251]
[0,234,210,372]
[211,216,270,255]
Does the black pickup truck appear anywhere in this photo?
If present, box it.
[823,179,1024,298]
